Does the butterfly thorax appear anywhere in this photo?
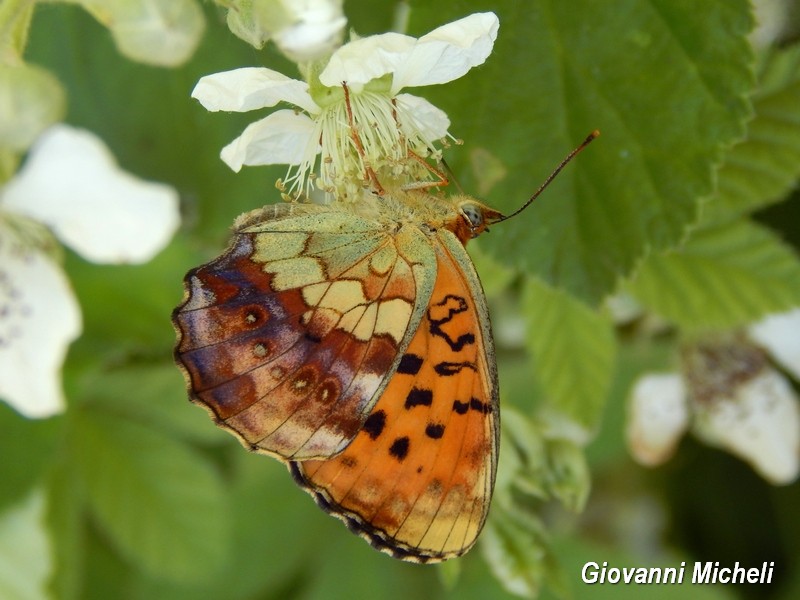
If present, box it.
[237,188,502,246]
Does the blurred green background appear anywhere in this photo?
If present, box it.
[2,1,800,599]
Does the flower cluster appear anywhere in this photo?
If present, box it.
[192,12,499,201]
[0,125,180,418]
[627,310,800,485]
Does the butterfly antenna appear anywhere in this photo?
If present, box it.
[495,130,600,223]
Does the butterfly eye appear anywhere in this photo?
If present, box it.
[460,202,484,231]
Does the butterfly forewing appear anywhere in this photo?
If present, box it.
[173,204,437,460]
[292,231,498,562]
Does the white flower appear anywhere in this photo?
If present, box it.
[0,124,180,418]
[748,308,800,380]
[627,374,689,466]
[192,12,499,201]
[0,489,52,598]
[225,0,346,61]
[271,0,347,62]
[626,321,800,485]
[79,0,206,67]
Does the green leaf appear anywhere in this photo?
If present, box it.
[542,438,591,513]
[469,239,516,298]
[0,402,61,512]
[481,507,548,599]
[44,458,86,600]
[77,362,228,445]
[523,278,617,431]
[412,0,754,303]
[0,491,52,600]
[71,409,230,583]
[437,558,462,591]
[301,531,439,600]
[496,407,549,506]
[65,238,201,353]
[708,45,800,220]
[627,218,800,330]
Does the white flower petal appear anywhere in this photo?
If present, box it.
[626,373,689,466]
[275,0,346,63]
[0,489,52,599]
[693,370,800,485]
[390,12,500,93]
[220,110,317,172]
[749,308,800,381]
[106,0,205,67]
[319,32,416,88]
[192,68,318,114]
[395,94,451,140]
[0,227,81,418]
[1,125,180,264]
[276,16,347,62]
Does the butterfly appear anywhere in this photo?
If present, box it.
[172,133,598,563]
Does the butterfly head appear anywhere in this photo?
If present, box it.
[445,131,599,245]
[449,197,505,243]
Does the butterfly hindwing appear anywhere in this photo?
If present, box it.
[292,229,499,562]
[173,204,438,460]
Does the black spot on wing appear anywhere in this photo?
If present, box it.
[470,397,492,414]
[434,361,476,376]
[405,387,433,409]
[389,436,410,461]
[425,423,445,439]
[452,400,469,415]
[397,353,423,375]
[362,410,386,440]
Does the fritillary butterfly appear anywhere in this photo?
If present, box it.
[172,134,598,563]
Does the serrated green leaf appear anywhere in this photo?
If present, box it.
[413,0,753,303]
[708,45,800,220]
[71,410,230,583]
[627,218,800,330]
[523,278,616,431]
[496,408,549,507]
[481,508,548,599]
[543,438,591,513]
[0,491,52,600]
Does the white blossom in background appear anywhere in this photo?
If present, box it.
[192,12,499,201]
[749,0,795,48]
[626,319,800,485]
[749,308,800,380]
[225,0,347,62]
[73,0,205,67]
[627,374,689,466]
[0,489,52,599]
[0,124,180,418]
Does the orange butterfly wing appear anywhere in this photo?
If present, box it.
[292,236,498,562]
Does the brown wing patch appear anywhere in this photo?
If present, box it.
[292,244,498,562]
[172,217,431,461]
